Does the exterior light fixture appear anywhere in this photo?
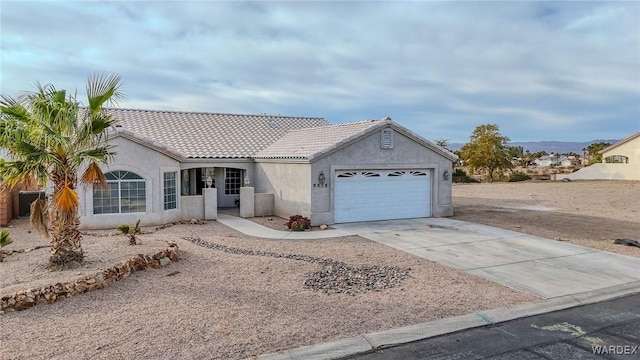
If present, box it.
[443,169,450,180]
[244,175,250,187]
[318,171,326,187]
[205,176,213,188]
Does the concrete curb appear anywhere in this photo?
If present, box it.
[257,281,640,360]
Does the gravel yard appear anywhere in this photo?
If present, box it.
[1,219,536,359]
[452,180,640,257]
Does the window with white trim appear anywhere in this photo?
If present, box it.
[93,171,146,214]
[225,168,242,195]
[164,172,177,210]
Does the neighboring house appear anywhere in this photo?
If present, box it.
[77,109,457,229]
[558,156,579,168]
[534,155,559,167]
[564,132,640,181]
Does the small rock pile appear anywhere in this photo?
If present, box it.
[1,244,179,314]
[183,236,410,295]
[304,263,410,295]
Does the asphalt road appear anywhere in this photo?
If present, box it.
[341,293,640,360]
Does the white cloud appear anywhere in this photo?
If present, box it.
[1,1,638,142]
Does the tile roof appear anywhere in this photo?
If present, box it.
[254,120,386,159]
[254,120,383,160]
[256,118,459,162]
[106,108,329,158]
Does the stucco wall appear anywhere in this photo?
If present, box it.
[566,137,640,181]
[254,162,311,218]
[310,127,454,224]
[78,136,183,229]
[181,196,204,219]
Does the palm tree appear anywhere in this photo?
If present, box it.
[117,219,141,245]
[0,74,123,268]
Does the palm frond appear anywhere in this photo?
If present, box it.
[15,174,37,190]
[80,161,108,189]
[76,146,114,161]
[116,224,131,235]
[52,183,79,214]
[0,160,47,190]
[0,229,12,248]
[89,113,117,135]
[87,73,123,114]
[0,95,30,121]
[52,89,66,104]
[29,198,49,238]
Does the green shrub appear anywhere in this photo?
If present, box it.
[452,168,478,183]
[287,215,311,231]
[509,171,531,182]
[452,168,467,177]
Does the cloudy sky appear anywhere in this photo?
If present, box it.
[1,1,638,143]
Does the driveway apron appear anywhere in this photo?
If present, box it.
[333,218,640,299]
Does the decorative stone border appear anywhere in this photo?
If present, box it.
[0,244,179,314]
[80,219,206,237]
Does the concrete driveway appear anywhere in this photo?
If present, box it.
[333,218,640,299]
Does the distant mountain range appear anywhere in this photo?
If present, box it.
[448,140,619,154]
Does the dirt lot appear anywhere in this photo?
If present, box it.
[452,180,640,257]
[0,220,535,359]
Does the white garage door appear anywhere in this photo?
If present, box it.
[334,169,431,223]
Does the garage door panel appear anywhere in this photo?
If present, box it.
[334,169,431,223]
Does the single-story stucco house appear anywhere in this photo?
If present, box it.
[76,108,457,229]
[534,155,559,167]
[564,132,640,181]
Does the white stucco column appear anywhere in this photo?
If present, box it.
[239,187,255,218]
[203,187,217,220]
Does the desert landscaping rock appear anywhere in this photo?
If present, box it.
[304,263,410,295]
[183,236,410,295]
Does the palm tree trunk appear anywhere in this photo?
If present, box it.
[48,171,84,268]
[48,207,84,267]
